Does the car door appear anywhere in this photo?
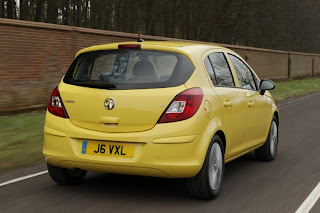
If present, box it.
[227,53,270,149]
[203,51,248,160]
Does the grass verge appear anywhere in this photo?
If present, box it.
[0,77,320,174]
[270,77,320,102]
[0,113,45,174]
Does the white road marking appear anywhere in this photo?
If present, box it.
[295,182,320,213]
[0,170,48,187]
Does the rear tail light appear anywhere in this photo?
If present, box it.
[48,87,69,118]
[158,88,203,123]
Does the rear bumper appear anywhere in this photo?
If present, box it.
[43,111,212,178]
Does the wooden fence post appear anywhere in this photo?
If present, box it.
[288,53,291,80]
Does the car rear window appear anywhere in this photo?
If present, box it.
[63,49,195,90]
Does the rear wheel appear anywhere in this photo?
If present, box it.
[47,163,87,185]
[255,116,278,161]
[187,135,225,200]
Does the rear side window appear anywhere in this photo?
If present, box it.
[64,50,195,90]
[204,57,217,85]
[228,54,257,90]
[206,53,234,87]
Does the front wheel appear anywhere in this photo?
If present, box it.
[255,116,279,161]
[187,135,225,200]
[47,163,87,185]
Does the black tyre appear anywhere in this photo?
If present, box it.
[255,116,279,161]
[47,163,87,185]
[187,135,225,200]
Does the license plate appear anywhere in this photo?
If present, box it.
[81,141,135,158]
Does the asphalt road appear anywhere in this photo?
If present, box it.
[1,93,320,213]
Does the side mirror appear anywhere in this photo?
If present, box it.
[259,80,275,95]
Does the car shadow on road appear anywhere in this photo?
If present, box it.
[50,151,264,202]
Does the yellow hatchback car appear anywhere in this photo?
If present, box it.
[43,41,279,200]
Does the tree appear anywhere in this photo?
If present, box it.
[6,0,17,19]
[34,0,44,22]
[1,0,320,54]
[0,0,4,18]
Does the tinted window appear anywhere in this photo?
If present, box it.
[208,53,234,87]
[204,57,217,85]
[64,50,195,90]
[228,54,257,90]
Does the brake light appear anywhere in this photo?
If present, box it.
[118,44,141,49]
[48,87,69,118]
[158,88,203,123]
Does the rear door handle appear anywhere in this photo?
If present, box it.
[223,101,232,109]
[248,102,255,108]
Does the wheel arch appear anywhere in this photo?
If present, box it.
[198,128,227,172]
[273,110,280,125]
[214,130,226,154]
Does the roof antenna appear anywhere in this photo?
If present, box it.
[137,27,144,42]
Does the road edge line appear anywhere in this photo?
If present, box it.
[0,170,48,187]
[277,92,320,108]
[295,182,320,213]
